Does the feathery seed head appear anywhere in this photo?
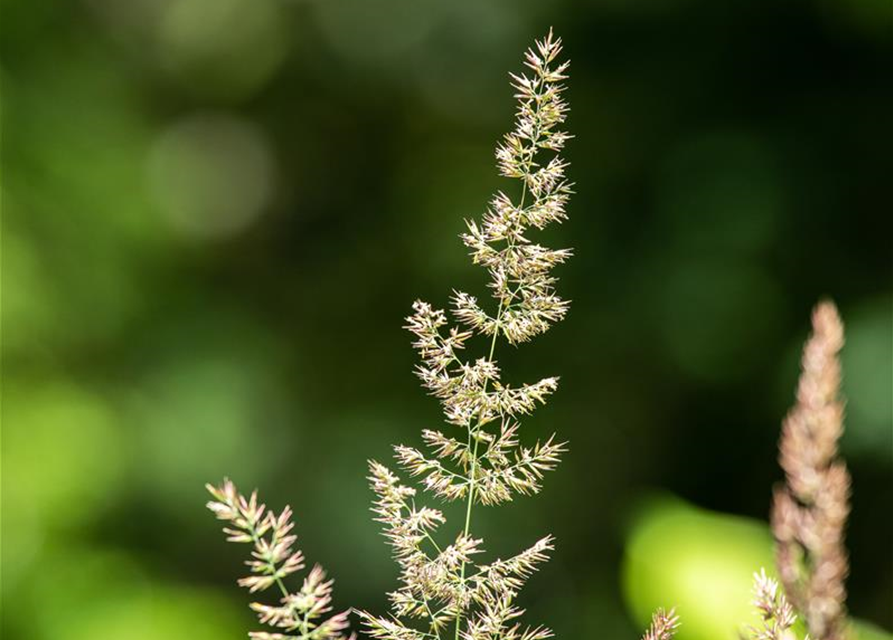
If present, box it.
[771,300,850,640]
[366,30,574,640]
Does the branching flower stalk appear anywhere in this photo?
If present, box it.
[207,479,352,640]
[771,301,850,640]
[357,29,573,640]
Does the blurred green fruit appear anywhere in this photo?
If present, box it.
[621,496,891,640]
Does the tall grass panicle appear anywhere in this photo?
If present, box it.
[771,301,850,640]
[207,479,352,640]
[356,29,574,640]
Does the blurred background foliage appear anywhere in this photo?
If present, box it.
[1,0,891,638]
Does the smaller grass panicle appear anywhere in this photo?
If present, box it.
[659,302,853,640]
[749,569,799,640]
[771,301,850,640]
[207,479,352,640]
[640,608,680,640]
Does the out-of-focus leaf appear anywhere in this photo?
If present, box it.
[841,298,893,457]
[22,546,242,640]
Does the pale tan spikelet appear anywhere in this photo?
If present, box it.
[771,301,851,640]
[469,536,554,603]
[749,569,798,640]
[641,607,680,640]
[356,611,428,640]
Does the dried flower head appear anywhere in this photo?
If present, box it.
[641,608,680,640]
[207,479,352,640]
[771,301,850,640]
[358,29,573,640]
[749,569,798,640]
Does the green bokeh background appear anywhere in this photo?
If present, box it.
[1,0,891,638]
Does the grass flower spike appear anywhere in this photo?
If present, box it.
[640,608,680,640]
[207,479,352,640]
[357,29,572,640]
[771,301,850,640]
[749,569,798,640]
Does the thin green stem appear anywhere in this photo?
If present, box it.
[246,523,319,640]
[423,597,442,639]
[402,502,443,640]
[449,57,556,640]
[248,528,292,600]
[424,530,443,555]
[452,180,528,640]
[453,304,503,640]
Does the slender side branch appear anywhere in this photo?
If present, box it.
[207,479,352,640]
